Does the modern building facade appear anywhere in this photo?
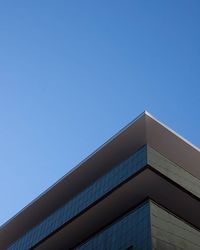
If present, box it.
[1,111,200,250]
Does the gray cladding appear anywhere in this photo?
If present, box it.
[76,201,200,250]
[147,146,200,198]
[150,201,200,250]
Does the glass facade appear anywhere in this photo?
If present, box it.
[76,201,151,250]
[8,146,147,250]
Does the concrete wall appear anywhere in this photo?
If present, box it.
[150,201,200,250]
[148,146,200,198]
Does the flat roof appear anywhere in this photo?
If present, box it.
[1,111,200,248]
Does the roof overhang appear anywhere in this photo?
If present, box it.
[35,167,200,249]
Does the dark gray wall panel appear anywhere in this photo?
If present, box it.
[148,146,200,198]
[150,201,200,250]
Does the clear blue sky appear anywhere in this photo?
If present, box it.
[0,1,200,225]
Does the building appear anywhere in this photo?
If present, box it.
[1,111,200,250]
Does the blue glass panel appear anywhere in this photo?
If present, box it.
[8,146,147,250]
[76,201,151,250]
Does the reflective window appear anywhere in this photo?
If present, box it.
[8,146,147,250]
[76,202,151,250]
